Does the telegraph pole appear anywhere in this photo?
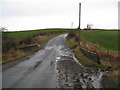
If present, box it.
[78,3,81,45]
[78,3,81,29]
[118,1,120,29]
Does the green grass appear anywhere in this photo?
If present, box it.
[80,30,119,51]
[66,38,76,47]
[5,28,75,39]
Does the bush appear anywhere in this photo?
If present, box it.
[74,36,80,43]
[2,37,19,53]
[68,32,76,38]
[23,36,33,44]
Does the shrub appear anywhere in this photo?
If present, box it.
[68,32,76,38]
[74,36,80,43]
[23,36,33,44]
[2,37,19,53]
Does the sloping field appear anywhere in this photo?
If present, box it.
[5,28,75,39]
[80,30,119,51]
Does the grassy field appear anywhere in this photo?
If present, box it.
[5,28,75,39]
[80,30,119,51]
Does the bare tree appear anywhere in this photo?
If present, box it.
[87,23,93,30]
[0,27,7,32]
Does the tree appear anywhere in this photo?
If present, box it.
[0,27,7,32]
[87,23,93,30]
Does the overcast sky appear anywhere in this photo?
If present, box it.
[0,0,119,31]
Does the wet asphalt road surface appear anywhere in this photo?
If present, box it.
[2,34,102,88]
[3,34,68,88]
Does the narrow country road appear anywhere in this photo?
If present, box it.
[3,34,102,88]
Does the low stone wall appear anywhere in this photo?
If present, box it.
[80,47,100,64]
[19,43,38,50]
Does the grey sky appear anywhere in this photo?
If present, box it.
[118,1,120,29]
[0,0,119,31]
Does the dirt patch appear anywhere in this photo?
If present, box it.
[57,60,94,88]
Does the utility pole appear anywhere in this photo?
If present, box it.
[78,3,81,45]
[118,1,120,30]
[78,3,81,29]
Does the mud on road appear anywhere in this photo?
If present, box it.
[55,46,94,88]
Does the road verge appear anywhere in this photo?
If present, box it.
[65,31,120,88]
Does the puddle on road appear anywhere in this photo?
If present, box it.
[56,57,60,60]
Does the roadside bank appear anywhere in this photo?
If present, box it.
[65,31,120,88]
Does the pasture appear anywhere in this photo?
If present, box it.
[80,30,119,51]
[5,28,75,39]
